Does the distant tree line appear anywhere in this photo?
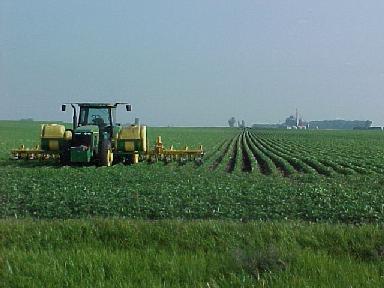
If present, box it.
[228,117,246,128]
[308,120,372,130]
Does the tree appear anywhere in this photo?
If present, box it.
[228,117,236,128]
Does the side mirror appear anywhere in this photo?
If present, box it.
[61,104,66,112]
[126,104,132,111]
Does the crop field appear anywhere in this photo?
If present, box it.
[213,129,384,176]
[1,120,384,287]
[1,121,384,223]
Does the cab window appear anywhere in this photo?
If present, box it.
[79,107,111,126]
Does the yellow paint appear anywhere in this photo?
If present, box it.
[124,141,135,152]
[107,149,113,166]
[119,125,141,140]
[41,124,65,139]
[64,130,72,141]
[133,153,139,164]
[140,125,147,152]
[155,136,163,154]
[118,125,147,152]
[146,136,204,159]
[48,140,60,151]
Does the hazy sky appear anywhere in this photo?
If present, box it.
[1,1,384,126]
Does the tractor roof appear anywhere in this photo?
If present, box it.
[70,103,127,107]
[78,103,117,107]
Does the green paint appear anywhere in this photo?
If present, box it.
[70,147,92,163]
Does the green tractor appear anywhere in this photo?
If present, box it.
[59,102,145,166]
[16,103,146,166]
[11,103,204,166]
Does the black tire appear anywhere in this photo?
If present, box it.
[99,140,113,166]
[59,142,71,165]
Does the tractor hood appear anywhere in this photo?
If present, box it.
[74,125,99,134]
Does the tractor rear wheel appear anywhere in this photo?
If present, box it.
[59,142,70,165]
[100,140,113,167]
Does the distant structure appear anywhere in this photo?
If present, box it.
[252,109,373,130]
[284,109,308,129]
[368,127,383,130]
[355,126,382,130]
[238,120,246,128]
[134,117,140,125]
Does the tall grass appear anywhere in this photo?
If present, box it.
[1,219,384,287]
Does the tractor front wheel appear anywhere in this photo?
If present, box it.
[59,142,71,165]
[100,140,113,167]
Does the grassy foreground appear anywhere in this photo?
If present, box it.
[1,219,384,287]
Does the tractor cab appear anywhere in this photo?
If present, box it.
[76,104,119,138]
[78,105,114,128]
[62,103,130,129]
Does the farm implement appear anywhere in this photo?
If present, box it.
[10,103,204,166]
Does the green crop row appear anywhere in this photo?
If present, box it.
[259,134,379,175]
[248,132,296,176]
[244,132,277,175]
[249,133,315,174]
